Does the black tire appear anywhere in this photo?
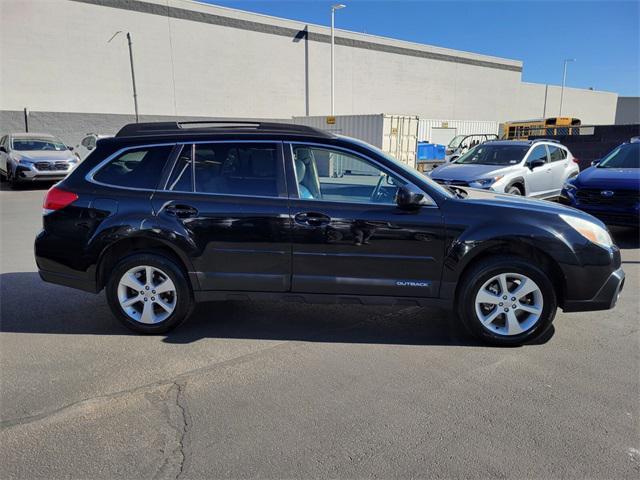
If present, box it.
[7,167,18,189]
[105,252,194,334]
[506,184,523,195]
[456,255,557,346]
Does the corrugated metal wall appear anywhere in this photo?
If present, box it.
[418,119,500,143]
[292,114,418,168]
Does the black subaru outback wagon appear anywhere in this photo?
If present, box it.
[35,121,625,346]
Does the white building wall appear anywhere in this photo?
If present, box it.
[0,0,618,125]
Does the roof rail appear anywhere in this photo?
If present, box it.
[530,138,561,144]
[115,120,332,138]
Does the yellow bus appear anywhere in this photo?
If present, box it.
[501,117,581,140]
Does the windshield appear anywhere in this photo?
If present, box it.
[12,137,67,152]
[448,135,466,149]
[455,144,529,166]
[340,136,454,199]
[597,143,639,169]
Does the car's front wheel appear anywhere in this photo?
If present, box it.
[457,255,557,346]
[106,253,194,334]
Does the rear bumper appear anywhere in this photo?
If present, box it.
[38,268,98,293]
[562,267,625,312]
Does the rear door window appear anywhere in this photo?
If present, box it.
[92,145,174,189]
[548,146,567,162]
[166,143,284,197]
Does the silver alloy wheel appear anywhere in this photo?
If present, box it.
[474,272,543,336]
[117,265,176,324]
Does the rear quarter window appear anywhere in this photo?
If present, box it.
[92,145,174,189]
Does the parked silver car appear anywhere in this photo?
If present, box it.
[0,133,79,188]
[429,139,579,198]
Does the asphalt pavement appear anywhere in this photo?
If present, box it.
[1,181,638,479]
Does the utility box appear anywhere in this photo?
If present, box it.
[292,114,419,169]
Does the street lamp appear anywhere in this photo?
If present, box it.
[108,31,139,123]
[559,58,575,117]
[331,4,346,116]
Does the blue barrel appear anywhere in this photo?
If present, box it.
[435,145,446,160]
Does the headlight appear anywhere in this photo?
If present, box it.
[560,214,613,249]
[469,176,503,188]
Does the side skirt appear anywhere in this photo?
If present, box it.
[194,290,453,309]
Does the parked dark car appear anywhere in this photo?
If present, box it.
[561,140,640,227]
[35,121,624,346]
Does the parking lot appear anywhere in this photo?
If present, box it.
[0,182,638,479]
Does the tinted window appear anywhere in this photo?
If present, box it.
[167,144,193,192]
[548,146,567,162]
[173,143,281,197]
[292,145,405,204]
[93,145,173,189]
[455,144,529,165]
[528,145,548,164]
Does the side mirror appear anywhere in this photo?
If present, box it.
[591,159,600,166]
[396,185,429,209]
[0,146,7,153]
[67,146,74,151]
[528,158,546,170]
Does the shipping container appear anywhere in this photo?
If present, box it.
[292,114,419,169]
[418,119,500,145]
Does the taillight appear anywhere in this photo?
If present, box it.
[572,157,580,164]
[43,187,78,214]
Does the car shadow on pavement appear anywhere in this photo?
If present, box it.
[0,181,54,192]
[0,271,554,347]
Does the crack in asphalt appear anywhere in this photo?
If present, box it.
[1,306,420,430]
[153,381,189,480]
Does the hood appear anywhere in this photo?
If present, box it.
[430,163,514,182]
[12,150,75,162]
[459,186,601,224]
[574,166,640,190]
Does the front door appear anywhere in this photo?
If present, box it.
[287,143,445,298]
[151,141,291,292]
[524,144,551,197]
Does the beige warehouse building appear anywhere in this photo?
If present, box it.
[0,0,619,143]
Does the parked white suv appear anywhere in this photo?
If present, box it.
[74,133,111,161]
[429,140,579,198]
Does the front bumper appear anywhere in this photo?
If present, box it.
[15,163,74,182]
[562,267,625,312]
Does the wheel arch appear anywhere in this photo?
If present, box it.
[505,176,526,195]
[96,235,198,292]
[451,239,566,307]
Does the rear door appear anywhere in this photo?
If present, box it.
[524,144,551,197]
[151,141,291,292]
[547,145,570,196]
[286,143,444,298]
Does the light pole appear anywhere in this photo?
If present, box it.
[108,31,139,123]
[331,4,346,116]
[559,58,575,117]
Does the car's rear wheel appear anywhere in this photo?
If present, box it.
[457,255,557,346]
[106,253,194,334]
